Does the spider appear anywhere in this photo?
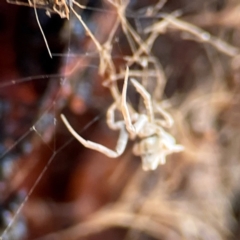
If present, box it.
[61,68,183,170]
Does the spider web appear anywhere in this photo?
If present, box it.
[0,1,119,239]
[1,0,239,239]
[1,1,168,239]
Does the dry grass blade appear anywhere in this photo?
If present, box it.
[4,0,240,239]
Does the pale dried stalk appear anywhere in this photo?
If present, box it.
[145,14,240,57]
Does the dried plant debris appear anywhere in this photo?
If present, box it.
[4,0,240,240]
[7,0,70,18]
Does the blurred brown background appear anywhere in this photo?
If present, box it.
[1,1,240,240]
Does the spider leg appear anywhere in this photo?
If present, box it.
[154,102,173,128]
[130,78,154,123]
[157,128,184,153]
[106,102,123,130]
[133,114,148,134]
[121,67,136,137]
[61,114,129,158]
[106,100,137,129]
